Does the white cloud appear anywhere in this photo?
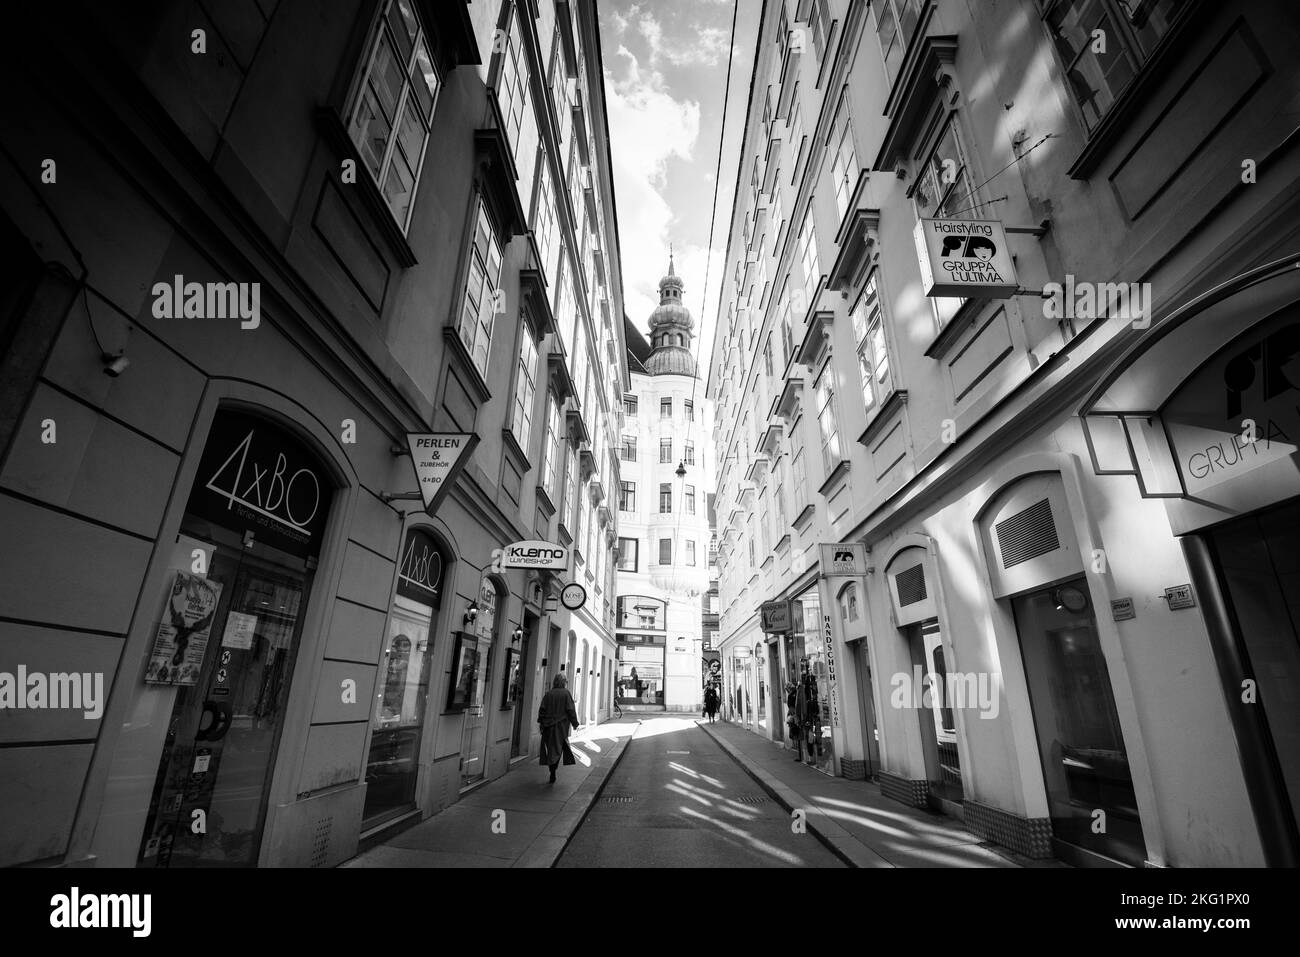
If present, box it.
[605,45,700,330]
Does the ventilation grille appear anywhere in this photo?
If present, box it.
[309,815,334,868]
[996,498,1060,568]
[895,564,927,607]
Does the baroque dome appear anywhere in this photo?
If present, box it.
[645,249,697,377]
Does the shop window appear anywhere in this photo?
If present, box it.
[1041,0,1185,133]
[617,596,665,631]
[1011,578,1146,866]
[457,199,503,378]
[346,0,442,230]
[364,527,447,826]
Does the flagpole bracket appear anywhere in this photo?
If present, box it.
[380,491,423,503]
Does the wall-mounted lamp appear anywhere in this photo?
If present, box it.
[512,627,524,644]
[675,460,687,478]
[463,602,479,626]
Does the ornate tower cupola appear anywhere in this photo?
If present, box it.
[645,247,698,376]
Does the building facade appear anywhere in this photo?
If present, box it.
[708,0,1300,867]
[614,263,715,712]
[0,0,625,868]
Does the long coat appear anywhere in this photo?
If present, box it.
[538,687,579,767]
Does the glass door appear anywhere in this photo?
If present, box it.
[459,577,497,789]
[1011,577,1145,865]
[139,528,310,867]
[510,618,533,758]
[1208,498,1300,840]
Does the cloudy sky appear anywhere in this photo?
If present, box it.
[597,0,762,372]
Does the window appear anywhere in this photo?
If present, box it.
[853,275,893,414]
[686,540,697,566]
[555,257,577,353]
[770,185,784,256]
[659,538,672,565]
[549,26,571,145]
[788,91,804,172]
[779,284,795,362]
[619,480,636,512]
[543,396,563,499]
[660,397,672,419]
[1043,0,1184,133]
[512,330,539,452]
[660,439,673,464]
[791,431,808,509]
[873,0,922,81]
[617,537,638,572]
[496,4,532,161]
[914,119,975,327]
[534,160,560,284]
[685,485,696,514]
[828,99,858,220]
[620,435,637,461]
[807,0,831,61]
[685,399,694,421]
[457,200,502,379]
[347,0,441,230]
[817,374,841,471]
[556,445,572,528]
[798,206,820,308]
[659,483,672,513]
[684,442,695,466]
[624,394,639,419]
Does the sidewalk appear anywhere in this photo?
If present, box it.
[342,717,638,868]
[699,719,1064,868]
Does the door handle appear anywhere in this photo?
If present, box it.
[196,700,232,741]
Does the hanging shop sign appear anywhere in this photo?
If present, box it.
[407,432,479,515]
[819,542,867,577]
[560,581,587,611]
[913,218,1019,299]
[502,540,570,570]
[760,600,792,634]
[187,410,333,559]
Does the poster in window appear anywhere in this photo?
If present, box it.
[145,572,224,686]
[447,632,481,711]
[502,647,521,710]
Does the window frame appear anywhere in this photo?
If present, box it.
[457,197,504,380]
[345,0,443,233]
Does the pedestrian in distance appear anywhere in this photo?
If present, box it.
[538,673,580,784]
[704,684,719,723]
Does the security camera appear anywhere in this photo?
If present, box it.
[101,352,130,377]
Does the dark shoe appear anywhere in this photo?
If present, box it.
[548,765,557,783]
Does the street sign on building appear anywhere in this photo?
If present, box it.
[914,218,1019,298]
[502,540,569,570]
[760,600,792,634]
[819,542,866,577]
[406,432,479,514]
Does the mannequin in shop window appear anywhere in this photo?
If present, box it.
[786,680,802,761]
[798,658,823,764]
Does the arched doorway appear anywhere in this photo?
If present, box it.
[137,407,335,867]
[363,526,450,826]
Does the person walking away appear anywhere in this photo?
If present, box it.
[538,674,580,783]
[704,685,719,723]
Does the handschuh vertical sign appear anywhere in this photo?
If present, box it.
[406,432,480,514]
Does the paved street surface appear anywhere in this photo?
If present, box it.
[343,719,637,868]
[557,716,846,868]
[696,720,1053,868]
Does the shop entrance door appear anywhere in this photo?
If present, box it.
[459,578,499,789]
[1207,497,1300,848]
[853,641,880,776]
[906,619,964,804]
[137,408,332,868]
[510,615,536,758]
[139,529,312,867]
[768,645,784,742]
